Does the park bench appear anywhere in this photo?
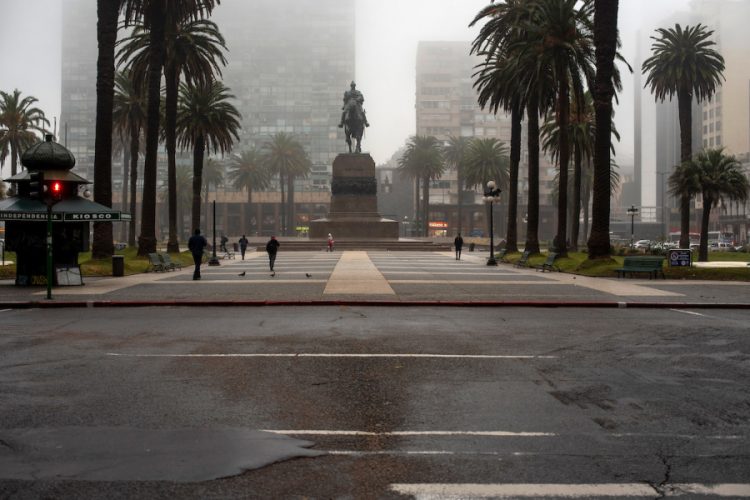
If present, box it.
[615,256,665,279]
[535,252,559,272]
[147,253,167,272]
[494,248,508,262]
[514,250,531,268]
[159,252,182,271]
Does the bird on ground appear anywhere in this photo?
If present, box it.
[238,271,246,276]
[270,271,276,277]
[305,273,312,278]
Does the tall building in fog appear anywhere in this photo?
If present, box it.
[60,0,97,182]
[214,0,355,191]
[415,41,556,239]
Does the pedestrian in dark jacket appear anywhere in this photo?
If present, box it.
[454,233,464,260]
[188,228,208,280]
[266,236,280,272]
[238,235,249,260]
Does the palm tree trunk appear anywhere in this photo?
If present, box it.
[698,195,711,262]
[191,135,206,233]
[414,178,420,237]
[279,173,286,236]
[128,122,139,247]
[506,101,522,252]
[570,141,582,251]
[138,0,166,256]
[525,99,540,255]
[165,62,180,253]
[121,145,129,243]
[10,147,18,178]
[582,157,592,243]
[247,188,253,234]
[554,71,570,257]
[287,175,295,236]
[456,165,463,236]
[588,0,619,258]
[92,0,119,259]
[422,176,430,237]
[677,87,693,249]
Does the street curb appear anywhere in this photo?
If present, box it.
[1,300,750,309]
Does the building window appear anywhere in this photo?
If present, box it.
[716,135,721,146]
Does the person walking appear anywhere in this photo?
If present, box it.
[238,234,249,260]
[266,236,280,272]
[188,228,208,280]
[454,233,464,260]
[327,233,335,252]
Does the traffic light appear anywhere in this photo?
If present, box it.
[50,181,63,201]
[28,171,44,200]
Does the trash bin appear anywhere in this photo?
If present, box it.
[112,255,125,277]
[469,242,475,252]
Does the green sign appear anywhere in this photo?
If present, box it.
[0,211,130,222]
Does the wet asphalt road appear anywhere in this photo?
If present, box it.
[0,306,749,499]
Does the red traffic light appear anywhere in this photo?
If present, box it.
[50,181,63,199]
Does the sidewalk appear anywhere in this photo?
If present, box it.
[0,250,748,308]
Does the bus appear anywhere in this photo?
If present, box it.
[669,231,734,245]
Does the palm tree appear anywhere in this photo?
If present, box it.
[176,80,241,234]
[442,136,471,236]
[0,89,49,180]
[676,149,748,262]
[642,23,725,249]
[398,135,444,237]
[112,70,147,247]
[122,0,220,256]
[471,0,555,255]
[160,164,193,238]
[464,138,509,239]
[262,133,311,236]
[521,0,595,256]
[118,16,227,252]
[228,149,271,235]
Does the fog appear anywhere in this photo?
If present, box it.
[0,0,697,175]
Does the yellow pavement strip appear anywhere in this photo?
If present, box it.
[542,273,683,297]
[324,251,395,295]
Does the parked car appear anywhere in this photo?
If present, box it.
[634,239,651,249]
[710,242,734,252]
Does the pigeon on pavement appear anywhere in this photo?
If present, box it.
[270,271,276,277]
[238,271,246,276]
[305,273,312,278]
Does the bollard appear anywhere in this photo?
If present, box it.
[112,255,125,277]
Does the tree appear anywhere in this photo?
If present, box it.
[112,70,147,247]
[522,0,596,256]
[122,0,220,256]
[642,23,725,249]
[159,163,193,237]
[228,149,271,234]
[398,135,444,236]
[0,89,49,181]
[675,149,748,262]
[471,0,555,255]
[464,138,509,238]
[262,133,311,236]
[176,80,241,234]
[118,16,227,252]
[442,136,471,236]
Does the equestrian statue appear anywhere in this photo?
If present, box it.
[338,81,369,154]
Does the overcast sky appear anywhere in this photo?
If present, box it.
[1,0,694,173]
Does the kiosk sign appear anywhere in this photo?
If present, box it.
[668,249,691,267]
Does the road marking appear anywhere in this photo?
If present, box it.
[389,280,566,285]
[154,279,328,284]
[265,430,556,437]
[324,251,395,295]
[329,450,503,456]
[0,309,11,313]
[107,353,556,359]
[389,483,750,498]
[670,308,707,317]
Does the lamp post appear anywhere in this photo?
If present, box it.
[208,200,220,266]
[627,205,639,248]
[483,180,502,266]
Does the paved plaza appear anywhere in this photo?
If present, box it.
[0,250,748,306]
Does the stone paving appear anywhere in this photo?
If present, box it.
[1,250,748,306]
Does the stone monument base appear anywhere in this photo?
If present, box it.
[309,153,399,240]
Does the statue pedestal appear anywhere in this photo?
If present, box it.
[310,153,399,240]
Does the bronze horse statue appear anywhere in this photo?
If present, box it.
[343,99,365,154]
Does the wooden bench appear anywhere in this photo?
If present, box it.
[535,252,559,272]
[147,253,167,272]
[158,252,182,271]
[495,248,508,262]
[514,250,531,268]
[615,256,665,279]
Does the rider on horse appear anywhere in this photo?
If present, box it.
[338,81,370,128]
